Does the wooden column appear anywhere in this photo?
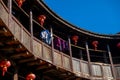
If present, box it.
[30,10,33,36]
[8,0,12,29]
[13,72,18,80]
[107,44,116,80]
[79,49,83,73]
[8,0,12,15]
[30,10,33,52]
[50,27,54,64]
[85,42,92,79]
[68,36,73,71]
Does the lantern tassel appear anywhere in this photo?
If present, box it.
[2,71,5,76]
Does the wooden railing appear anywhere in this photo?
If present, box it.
[0,1,120,80]
[115,64,120,79]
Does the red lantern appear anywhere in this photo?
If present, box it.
[92,41,98,50]
[6,61,11,67]
[2,66,7,76]
[38,15,46,26]
[16,0,25,7]
[26,73,36,80]
[0,60,11,76]
[72,35,79,45]
[117,42,120,48]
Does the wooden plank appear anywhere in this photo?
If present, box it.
[6,40,19,45]
[10,52,32,59]
[0,31,12,37]
[27,60,41,66]
[15,48,26,52]
[18,57,36,63]
[36,63,52,70]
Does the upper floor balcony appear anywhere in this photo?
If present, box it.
[0,0,120,80]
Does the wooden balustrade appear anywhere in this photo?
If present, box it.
[53,50,62,67]
[115,65,120,79]
[33,39,42,58]
[0,1,9,27]
[62,54,71,70]
[81,61,90,78]
[103,65,113,79]
[91,64,102,77]
[72,58,81,76]
[0,1,120,80]
[43,44,52,63]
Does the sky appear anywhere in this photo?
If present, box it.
[43,0,120,35]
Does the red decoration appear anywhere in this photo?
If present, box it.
[0,60,11,76]
[92,41,98,50]
[16,0,25,7]
[2,66,7,76]
[26,73,36,80]
[72,35,79,45]
[38,15,46,26]
[6,61,11,67]
[117,42,120,48]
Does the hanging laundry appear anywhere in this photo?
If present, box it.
[61,40,69,52]
[54,37,62,51]
[40,30,52,44]
[54,37,69,52]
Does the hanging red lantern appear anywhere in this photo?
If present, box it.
[72,35,79,45]
[2,66,7,76]
[92,40,98,50]
[6,61,11,67]
[0,60,11,76]
[38,15,46,26]
[26,73,36,80]
[117,42,120,48]
[16,0,25,7]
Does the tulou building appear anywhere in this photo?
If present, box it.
[0,0,120,80]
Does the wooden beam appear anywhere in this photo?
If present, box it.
[0,47,14,51]
[27,60,41,66]
[36,63,52,70]
[18,57,36,63]
[15,47,26,52]
[0,31,12,37]
[6,40,19,45]
[10,52,31,59]
[64,76,76,80]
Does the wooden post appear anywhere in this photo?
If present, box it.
[13,72,18,80]
[30,10,33,36]
[85,42,92,79]
[50,27,54,64]
[68,36,73,71]
[79,49,83,73]
[8,0,12,15]
[30,10,33,52]
[107,44,116,80]
[8,0,12,29]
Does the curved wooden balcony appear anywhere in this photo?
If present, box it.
[0,0,120,80]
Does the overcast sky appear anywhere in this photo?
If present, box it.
[43,0,120,34]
